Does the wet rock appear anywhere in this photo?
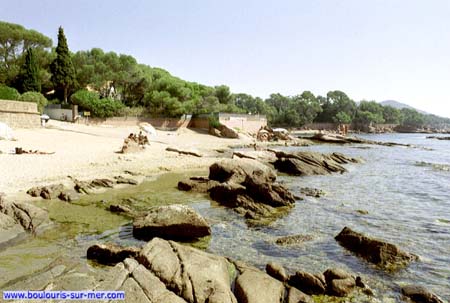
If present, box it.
[300,187,326,197]
[177,177,220,193]
[265,262,288,282]
[133,204,211,241]
[114,176,139,185]
[356,209,369,215]
[287,287,314,303]
[137,237,237,303]
[87,243,140,265]
[323,268,353,285]
[329,277,356,297]
[235,268,285,303]
[272,150,361,176]
[275,234,314,246]
[109,204,134,215]
[401,285,444,303]
[335,226,418,269]
[232,150,278,163]
[288,271,326,295]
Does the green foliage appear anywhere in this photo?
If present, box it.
[71,89,124,118]
[333,111,353,124]
[0,21,52,86]
[50,27,75,103]
[18,48,41,92]
[0,85,20,100]
[208,115,221,128]
[353,101,385,126]
[19,91,48,113]
[266,91,322,126]
[382,106,402,124]
[401,108,425,127]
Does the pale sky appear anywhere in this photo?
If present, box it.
[1,0,449,117]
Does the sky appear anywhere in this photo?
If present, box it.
[1,0,450,117]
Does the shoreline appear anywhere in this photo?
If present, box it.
[0,121,255,199]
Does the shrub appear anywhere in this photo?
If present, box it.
[0,85,20,100]
[19,91,48,113]
[71,89,124,118]
[208,114,221,128]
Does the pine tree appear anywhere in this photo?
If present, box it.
[50,26,75,103]
[19,47,41,93]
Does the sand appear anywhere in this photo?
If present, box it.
[0,121,254,196]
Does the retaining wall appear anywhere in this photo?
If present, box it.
[0,99,40,128]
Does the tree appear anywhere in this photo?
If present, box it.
[50,27,75,103]
[0,21,52,85]
[382,106,402,124]
[18,47,40,92]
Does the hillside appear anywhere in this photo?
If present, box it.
[380,100,428,115]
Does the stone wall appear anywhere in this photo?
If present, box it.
[218,113,267,133]
[0,100,40,128]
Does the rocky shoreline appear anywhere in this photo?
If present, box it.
[0,137,446,302]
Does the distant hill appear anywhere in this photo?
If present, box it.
[380,100,428,115]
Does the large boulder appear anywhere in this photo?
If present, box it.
[235,269,285,303]
[265,262,288,282]
[209,158,276,184]
[87,243,140,265]
[288,271,326,295]
[401,285,444,303]
[335,226,418,269]
[133,204,211,241]
[218,124,239,139]
[273,150,360,176]
[137,237,237,303]
[287,287,314,303]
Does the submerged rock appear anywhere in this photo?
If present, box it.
[300,187,326,198]
[275,234,314,246]
[401,285,444,303]
[87,243,140,265]
[335,226,418,269]
[133,204,211,241]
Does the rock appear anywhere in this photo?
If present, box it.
[177,177,220,193]
[209,127,222,137]
[401,285,444,303]
[137,237,237,303]
[300,187,326,197]
[273,150,361,176]
[218,124,239,139]
[288,271,326,295]
[275,234,314,246]
[109,204,134,215]
[335,226,418,269]
[287,287,314,303]
[166,147,203,157]
[90,178,115,188]
[87,243,140,265]
[26,184,67,200]
[114,176,139,185]
[235,269,285,303]
[232,151,278,163]
[329,277,356,297]
[133,204,211,241]
[242,174,296,207]
[0,197,49,233]
[265,262,288,282]
[323,268,353,285]
[356,209,369,215]
[209,158,276,184]
[58,190,78,202]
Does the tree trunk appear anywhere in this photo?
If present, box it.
[64,86,68,103]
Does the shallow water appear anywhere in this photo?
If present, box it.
[1,134,449,301]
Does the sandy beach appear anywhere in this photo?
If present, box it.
[0,121,253,196]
